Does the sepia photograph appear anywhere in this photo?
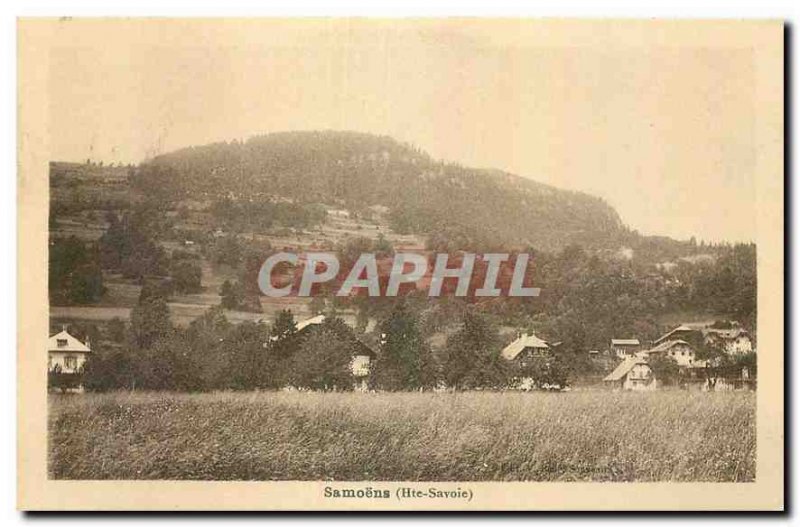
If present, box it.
[17,17,784,511]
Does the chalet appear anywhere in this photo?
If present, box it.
[501,332,555,390]
[702,326,753,355]
[655,322,754,357]
[501,332,551,364]
[603,357,656,391]
[640,339,700,367]
[291,315,376,391]
[48,329,91,392]
[610,338,641,359]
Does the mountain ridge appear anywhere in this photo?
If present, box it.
[141,130,630,253]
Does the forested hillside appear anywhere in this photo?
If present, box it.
[49,130,756,391]
[141,131,626,252]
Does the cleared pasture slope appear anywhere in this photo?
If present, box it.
[49,391,755,482]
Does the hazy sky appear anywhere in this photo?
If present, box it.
[46,20,757,243]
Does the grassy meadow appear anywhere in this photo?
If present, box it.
[48,390,755,482]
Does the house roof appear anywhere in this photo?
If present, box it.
[269,314,326,342]
[642,339,692,354]
[654,325,694,344]
[682,321,714,329]
[501,332,549,360]
[48,330,90,353]
[611,338,640,346]
[295,314,326,332]
[603,357,649,382]
[702,327,749,340]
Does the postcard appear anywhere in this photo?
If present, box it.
[18,18,784,511]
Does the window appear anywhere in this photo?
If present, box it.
[64,356,77,370]
[57,339,67,348]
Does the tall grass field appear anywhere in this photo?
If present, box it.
[49,391,755,482]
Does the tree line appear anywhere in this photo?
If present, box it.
[52,289,570,393]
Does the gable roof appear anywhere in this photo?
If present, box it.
[611,338,640,346]
[269,314,325,342]
[295,314,326,332]
[501,332,549,360]
[603,357,649,382]
[644,339,693,354]
[654,325,695,345]
[48,330,90,353]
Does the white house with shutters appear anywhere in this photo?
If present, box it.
[48,329,91,375]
